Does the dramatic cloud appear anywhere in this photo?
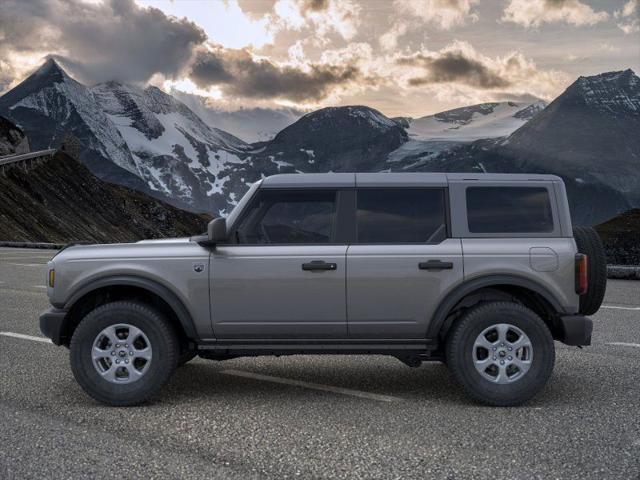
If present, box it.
[395,41,568,102]
[615,0,639,34]
[189,46,362,102]
[0,0,205,86]
[395,0,479,30]
[502,0,609,28]
[272,0,361,41]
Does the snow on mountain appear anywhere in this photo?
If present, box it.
[405,101,546,142]
[2,59,137,174]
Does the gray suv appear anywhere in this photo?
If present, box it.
[39,173,606,406]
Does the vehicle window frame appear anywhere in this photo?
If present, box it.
[224,188,351,246]
[353,187,450,245]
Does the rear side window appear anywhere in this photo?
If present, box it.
[235,190,337,244]
[466,187,554,233]
[356,189,447,243]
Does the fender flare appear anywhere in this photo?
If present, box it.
[63,275,197,339]
[426,274,567,339]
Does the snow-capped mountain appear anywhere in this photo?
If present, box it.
[405,101,546,142]
[404,69,640,225]
[0,59,254,213]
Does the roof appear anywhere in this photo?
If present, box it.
[260,172,561,188]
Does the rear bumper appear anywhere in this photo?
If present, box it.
[557,314,593,346]
[39,307,68,346]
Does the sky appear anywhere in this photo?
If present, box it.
[0,0,638,117]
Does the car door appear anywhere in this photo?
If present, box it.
[210,188,349,339]
[346,187,464,339]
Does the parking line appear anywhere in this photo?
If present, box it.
[221,369,402,403]
[7,263,46,267]
[601,305,640,311]
[0,332,51,343]
[605,342,640,349]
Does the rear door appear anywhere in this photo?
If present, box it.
[211,188,349,339]
[346,187,463,338]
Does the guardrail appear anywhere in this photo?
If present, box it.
[0,149,57,172]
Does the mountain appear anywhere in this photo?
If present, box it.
[0,149,208,243]
[404,101,546,142]
[501,69,640,204]
[595,209,640,265]
[0,116,29,156]
[0,59,254,214]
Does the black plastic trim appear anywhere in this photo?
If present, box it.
[39,307,68,346]
[558,314,592,346]
[427,274,568,339]
[62,275,197,339]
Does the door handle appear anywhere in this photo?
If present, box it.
[419,260,454,271]
[302,260,337,271]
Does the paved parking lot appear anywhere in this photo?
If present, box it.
[0,246,639,479]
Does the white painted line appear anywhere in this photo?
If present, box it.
[7,263,46,267]
[221,369,402,403]
[0,332,51,343]
[0,256,52,260]
[601,305,640,311]
[606,342,640,349]
[33,285,48,289]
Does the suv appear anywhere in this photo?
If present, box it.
[40,173,606,406]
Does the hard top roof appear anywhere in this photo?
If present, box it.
[260,172,561,188]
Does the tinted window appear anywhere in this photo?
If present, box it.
[466,187,554,233]
[235,190,337,244]
[356,189,447,243]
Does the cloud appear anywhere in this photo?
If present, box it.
[189,46,362,102]
[395,0,479,30]
[502,0,609,28]
[615,0,639,34]
[379,22,409,51]
[394,41,568,102]
[0,0,206,85]
[272,0,361,40]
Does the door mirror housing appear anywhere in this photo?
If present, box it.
[207,217,227,245]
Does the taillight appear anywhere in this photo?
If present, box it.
[575,254,588,295]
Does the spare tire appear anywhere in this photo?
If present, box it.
[573,226,607,315]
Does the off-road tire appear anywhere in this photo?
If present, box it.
[573,226,607,316]
[70,301,179,406]
[446,302,555,407]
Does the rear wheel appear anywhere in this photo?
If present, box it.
[70,301,179,406]
[573,226,607,315]
[446,302,555,406]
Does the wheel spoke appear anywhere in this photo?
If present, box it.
[103,325,119,346]
[495,364,509,383]
[509,336,532,351]
[125,365,144,381]
[133,347,152,361]
[99,364,118,382]
[512,357,532,374]
[92,346,110,361]
[126,325,143,343]
[496,324,509,344]
[473,335,495,351]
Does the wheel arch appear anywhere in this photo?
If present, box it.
[60,275,197,346]
[427,274,567,341]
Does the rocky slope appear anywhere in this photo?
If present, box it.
[595,209,640,265]
[0,116,29,156]
[0,149,208,243]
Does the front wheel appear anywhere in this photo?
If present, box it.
[446,302,555,406]
[70,301,180,406]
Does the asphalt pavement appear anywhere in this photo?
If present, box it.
[0,247,639,479]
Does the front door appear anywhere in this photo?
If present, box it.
[346,188,464,338]
[211,189,348,339]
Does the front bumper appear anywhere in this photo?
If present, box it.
[39,307,68,346]
[557,314,593,346]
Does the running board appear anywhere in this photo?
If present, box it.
[196,339,438,356]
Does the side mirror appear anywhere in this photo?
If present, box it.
[207,217,227,245]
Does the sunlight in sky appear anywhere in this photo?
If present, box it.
[135,0,274,48]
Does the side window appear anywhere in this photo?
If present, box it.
[466,187,554,233]
[235,190,337,244]
[356,189,447,243]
